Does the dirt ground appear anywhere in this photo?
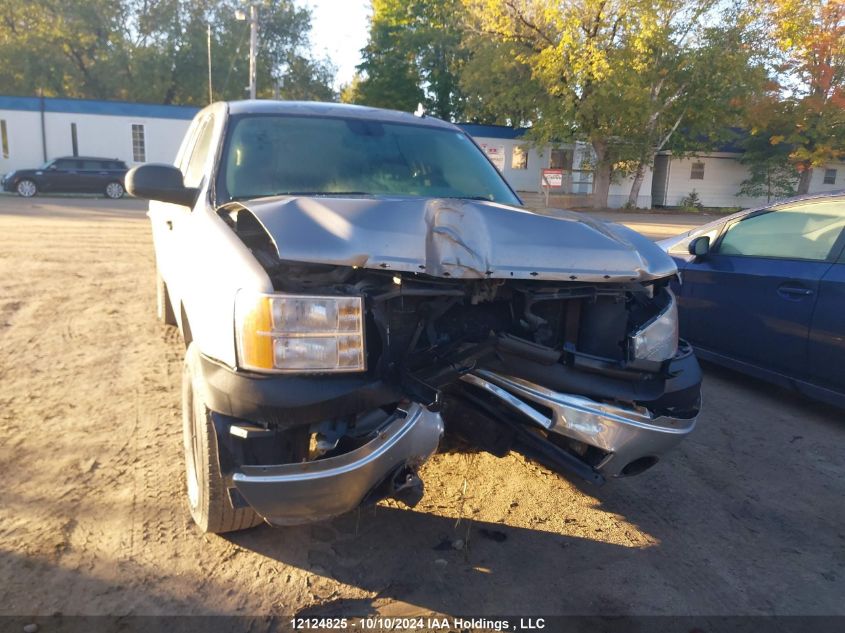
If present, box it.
[1,196,843,619]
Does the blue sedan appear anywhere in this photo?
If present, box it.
[659,191,845,408]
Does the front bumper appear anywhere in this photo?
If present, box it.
[461,369,698,477]
[231,403,443,525]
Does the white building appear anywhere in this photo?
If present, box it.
[1,95,839,209]
[652,149,845,209]
[0,95,197,176]
[458,123,654,208]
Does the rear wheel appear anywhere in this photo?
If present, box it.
[182,343,263,534]
[16,179,37,197]
[156,272,177,326]
[105,181,125,199]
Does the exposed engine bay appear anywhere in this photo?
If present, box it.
[205,204,701,525]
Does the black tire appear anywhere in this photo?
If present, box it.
[156,272,177,326]
[105,181,125,199]
[182,343,264,533]
[16,179,37,197]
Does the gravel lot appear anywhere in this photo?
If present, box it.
[1,195,843,618]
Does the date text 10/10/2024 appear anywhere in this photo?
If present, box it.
[290,617,547,630]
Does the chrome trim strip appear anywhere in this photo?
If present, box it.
[232,403,443,524]
[460,373,553,429]
[461,370,697,477]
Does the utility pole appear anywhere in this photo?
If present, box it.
[248,3,258,100]
[207,23,213,104]
[236,3,259,100]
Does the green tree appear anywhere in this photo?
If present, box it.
[738,130,798,203]
[466,0,766,209]
[345,15,423,112]
[753,0,845,194]
[0,0,336,104]
[459,36,548,126]
[0,0,130,99]
[619,6,767,207]
[347,0,466,119]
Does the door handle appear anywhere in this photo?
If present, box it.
[165,220,173,231]
[777,284,814,299]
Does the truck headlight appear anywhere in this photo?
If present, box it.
[630,288,678,362]
[235,291,365,373]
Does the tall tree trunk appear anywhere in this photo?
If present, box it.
[627,159,647,207]
[627,111,685,208]
[591,139,612,209]
[797,167,813,195]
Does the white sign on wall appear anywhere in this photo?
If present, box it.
[480,143,505,172]
[542,169,564,188]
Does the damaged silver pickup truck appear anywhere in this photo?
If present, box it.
[126,101,701,534]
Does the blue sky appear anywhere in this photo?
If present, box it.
[301,0,371,89]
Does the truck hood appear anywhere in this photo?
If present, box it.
[239,195,677,283]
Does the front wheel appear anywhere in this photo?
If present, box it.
[182,343,263,534]
[105,181,125,199]
[16,179,37,197]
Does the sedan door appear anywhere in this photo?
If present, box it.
[45,159,83,192]
[77,160,109,193]
[679,199,845,379]
[806,251,845,397]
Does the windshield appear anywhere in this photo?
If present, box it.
[220,114,519,204]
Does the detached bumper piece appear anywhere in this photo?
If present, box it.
[231,403,443,525]
[459,369,698,479]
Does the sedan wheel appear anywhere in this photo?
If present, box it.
[16,179,37,197]
[105,181,125,199]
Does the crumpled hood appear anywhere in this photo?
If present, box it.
[239,195,677,283]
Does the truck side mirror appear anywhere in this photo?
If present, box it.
[125,164,198,207]
[688,235,710,258]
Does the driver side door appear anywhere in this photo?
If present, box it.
[47,159,83,192]
[680,199,845,379]
[150,114,217,317]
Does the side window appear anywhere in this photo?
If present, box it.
[70,123,79,157]
[690,162,705,180]
[511,146,528,170]
[183,117,215,188]
[824,168,837,185]
[55,159,81,170]
[0,119,8,158]
[717,201,845,262]
[131,124,146,162]
[550,148,572,169]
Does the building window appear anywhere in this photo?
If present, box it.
[550,148,572,169]
[0,119,8,158]
[131,124,146,162]
[70,123,79,157]
[690,162,705,180]
[511,146,528,170]
[824,168,837,185]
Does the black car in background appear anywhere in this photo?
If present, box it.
[2,156,129,199]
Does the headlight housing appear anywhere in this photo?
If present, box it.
[629,288,679,362]
[235,291,365,373]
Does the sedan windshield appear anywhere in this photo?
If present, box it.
[220,114,519,204]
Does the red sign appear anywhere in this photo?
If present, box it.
[541,169,563,188]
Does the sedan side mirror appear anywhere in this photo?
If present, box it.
[688,235,711,258]
[125,164,198,207]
